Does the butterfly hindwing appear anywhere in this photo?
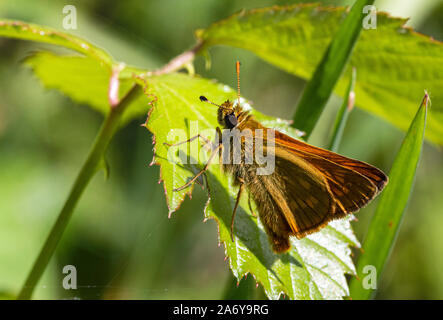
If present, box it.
[248,146,337,252]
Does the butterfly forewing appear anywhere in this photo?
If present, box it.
[272,129,388,191]
[295,153,379,216]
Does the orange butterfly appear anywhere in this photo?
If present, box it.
[169,62,388,253]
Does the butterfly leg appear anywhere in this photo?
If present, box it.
[231,182,244,242]
[173,143,222,192]
[163,134,213,150]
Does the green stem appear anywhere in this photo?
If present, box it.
[328,67,356,152]
[17,85,142,300]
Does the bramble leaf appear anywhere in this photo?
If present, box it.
[24,52,111,115]
[0,20,113,64]
[141,73,360,300]
[24,52,152,124]
[197,4,443,145]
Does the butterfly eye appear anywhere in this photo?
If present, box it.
[225,113,238,129]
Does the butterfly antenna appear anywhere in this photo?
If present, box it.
[199,95,223,108]
[236,61,241,107]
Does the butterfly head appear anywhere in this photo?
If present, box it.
[199,61,246,130]
[199,96,243,130]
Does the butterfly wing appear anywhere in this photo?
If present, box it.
[237,118,388,253]
[248,147,337,252]
[293,151,381,216]
[271,129,388,215]
[273,129,388,191]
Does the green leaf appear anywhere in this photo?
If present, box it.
[24,52,111,115]
[0,20,154,124]
[349,93,429,300]
[292,0,374,138]
[24,51,152,123]
[0,20,113,65]
[142,72,360,299]
[196,4,443,145]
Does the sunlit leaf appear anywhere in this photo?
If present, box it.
[292,0,374,138]
[141,72,360,300]
[24,51,151,123]
[196,4,443,145]
[0,20,113,65]
[24,52,111,114]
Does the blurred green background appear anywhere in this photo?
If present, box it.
[0,0,442,299]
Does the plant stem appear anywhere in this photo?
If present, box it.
[146,42,203,76]
[17,85,142,300]
[328,67,356,152]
